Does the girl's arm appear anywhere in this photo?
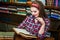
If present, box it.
[36,17,45,34]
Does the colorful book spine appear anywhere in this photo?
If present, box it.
[46,0,54,6]
[56,0,58,7]
[10,0,14,3]
[4,0,7,2]
[18,0,27,2]
[54,0,60,7]
[51,0,54,6]
[54,0,56,6]
[58,0,60,6]
[0,0,10,2]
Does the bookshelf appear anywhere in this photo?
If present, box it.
[0,1,32,40]
[45,0,60,20]
[45,0,60,23]
[0,0,32,25]
[45,6,60,10]
[45,0,60,40]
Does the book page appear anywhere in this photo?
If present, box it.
[13,28,37,38]
[13,28,32,35]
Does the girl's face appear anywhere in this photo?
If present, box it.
[30,7,39,17]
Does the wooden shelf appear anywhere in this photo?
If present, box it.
[0,13,26,25]
[0,1,32,25]
[0,1,32,6]
[45,6,60,10]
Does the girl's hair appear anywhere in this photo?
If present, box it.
[31,1,48,18]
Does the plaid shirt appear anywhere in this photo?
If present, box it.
[18,15,50,38]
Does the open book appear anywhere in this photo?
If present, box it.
[13,28,37,38]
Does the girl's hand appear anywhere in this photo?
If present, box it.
[38,28,44,34]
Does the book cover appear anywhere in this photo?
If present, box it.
[3,0,7,2]
[0,10,9,13]
[10,0,14,3]
[46,0,54,6]
[56,0,58,7]
[50,0,54,6]
[17,0,27,2]
[13,28,37,38]
[58,0,60,6]
[54,0,56,6]
[15,0,27,4]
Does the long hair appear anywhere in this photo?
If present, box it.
[31,1,48,18]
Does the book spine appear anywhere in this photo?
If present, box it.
[56,0,58,7]
[18,0,27,2]
[50,0,54,6]
[58,0,60,6]
[54,0,56,6]
[46,0,49,6]
[4,0,7,2]
[10,0,14,3]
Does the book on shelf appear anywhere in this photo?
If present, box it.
[15,0,27,4]
[17,11,26,15]
[0,6,17,14]
[54,0,60,7]
[0,0,27,3]
[9,10,17,14]
[0,10,9,13]
[54,0,59,7]
[8,6,17,9]
[8,5,17,13]
[17,8,26,11]
[0,7,8,10]
[8,8,17,11]
[0,0,10,2]
[56,0,58,7]
[0,0,15,2]
[58,0,60,7]
[13,28,37,38]
[0,0,31,15]
[46,0,54,6]
[10,0,15,3]
[51,12,60,20]
[45,9,50,14]
[46,0,60,7]
[51,10,60,14]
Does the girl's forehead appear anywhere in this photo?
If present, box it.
[30,7,39,11]
[31,2,39,9]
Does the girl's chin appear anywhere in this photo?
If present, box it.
[32,15,38,17]
[35,16,38,18]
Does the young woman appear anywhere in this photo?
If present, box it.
[18,1,50,40]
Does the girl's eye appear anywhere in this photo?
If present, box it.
[34,11,37,12]
[31,11,37,13]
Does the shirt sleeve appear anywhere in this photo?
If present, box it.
[37,18,50,38]
[44,18,50,32]
[18,16,28,29]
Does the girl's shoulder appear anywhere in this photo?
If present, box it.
[44,18,50,26]
[43,18,50,22]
